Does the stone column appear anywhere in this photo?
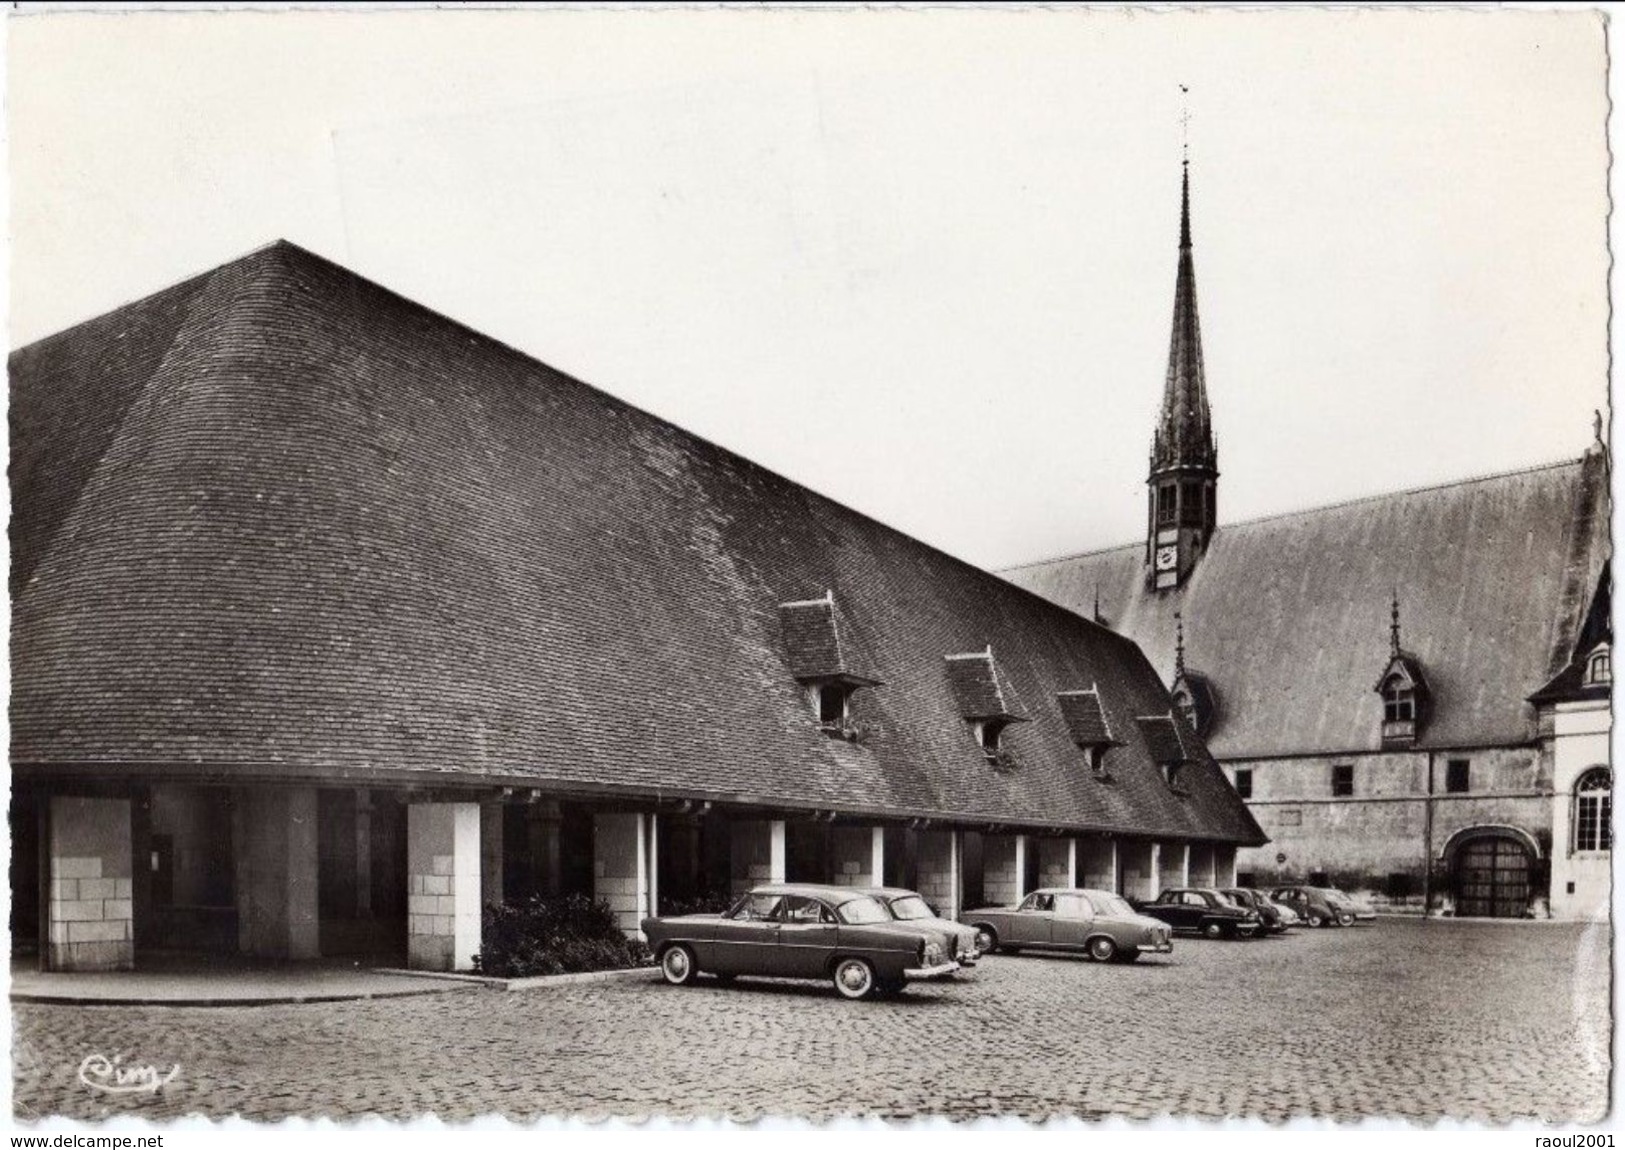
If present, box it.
[830,825,884,887]
[728,818,787,894]
[982,835,1020,906]
[593,812,651,939]
[233,787,320,961]
[917,830,962,921]
[1014,834,1029,900]
[480,798,505,911]
[407,802,481,971]
[1148,842,1163,899]
[46,796,134,972]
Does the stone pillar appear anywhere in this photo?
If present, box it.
[830,825,884,887]
[46,797,134,972]
[234,787,320,961]
[407,802,481,971]
[646,814,660,923]
[355,790,373,918]
[1110,840,1120,893]
[917,830,962,920]
[1037,837,1072,889]
[729,819,787,894]
[593,812,651,939]
[982,835,1021,906]
[480,798,505,910]
[1014,834,1029,900]
[1079,838,1115,890]
[1216,844,1238,888]
[1148,842,1163,899]
[528,800,562,896]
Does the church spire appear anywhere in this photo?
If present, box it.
[1146,143,1220,591]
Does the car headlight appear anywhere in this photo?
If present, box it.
[923,941,943,966]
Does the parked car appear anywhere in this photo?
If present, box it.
[1221,887,1294,933]
[1138,887,1261,938]
[1269,885,1354,927]
[641,883,959,1000]
[862,886,980,966]
[962,888,1173,962]
[1318,886,1377,923]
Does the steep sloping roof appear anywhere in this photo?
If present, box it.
[10,241,1262,845]
[1003,456,1610,758]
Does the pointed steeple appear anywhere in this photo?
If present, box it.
[1146,151,1221,592]
[1152,161,1217,476]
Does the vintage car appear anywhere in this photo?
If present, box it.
[1269,885,1355,927]
[641,883,959,1000]
[1138,887,1261,938]
[861,886,980,966]
[1220,887,1295,933]
[962,888,1173,962]
[1318,886,1378,922]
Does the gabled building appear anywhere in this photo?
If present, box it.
[1003,164,1612,919]
[10,241,1263,972]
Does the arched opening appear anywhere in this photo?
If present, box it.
[1573,767,1612,853]
[1446,827,1536,919]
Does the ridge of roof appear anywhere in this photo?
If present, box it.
[1000,454,1592,574]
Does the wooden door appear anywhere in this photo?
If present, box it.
[1454,837,1530,918]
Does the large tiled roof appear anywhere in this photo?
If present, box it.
[1002,456,1610,758]
[10,241,1263,845]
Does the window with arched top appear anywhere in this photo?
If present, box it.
[1574,768,1612,853]
[1587,646,1611,686]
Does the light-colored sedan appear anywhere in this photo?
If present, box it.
[862,887,980,966]
[963,888,1174,963]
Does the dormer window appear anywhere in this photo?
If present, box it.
[1376,597,1430,747]
[1057,686,1122,780]
[779,593,881,742]
[945,648,1028,770]
[1136,712,1197,795]
[1587,645,1611,686]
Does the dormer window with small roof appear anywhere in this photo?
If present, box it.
[945,647,1028,769]
[1057,685,1123,780]
[1136,710,1200,794]
[1168,612,1218,739]
[779,592,882,741]
[1375,596,1430,747]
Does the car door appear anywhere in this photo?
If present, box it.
[1005,892,1056,944]
[709,892,784,974]
[775,895,839,977]
[1049,892,1095,948]
[1183,890,1213,926]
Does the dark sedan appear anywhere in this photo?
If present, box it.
[641,884,959,1000]
[1221,887,1295,933]
[1138,887,1261,938]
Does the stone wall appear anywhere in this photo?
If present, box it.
[916,831,959,920]
[233,787,320,960]
[1120,842,1157,900]
[830,826,882,888]
[982,835,1020,907]
[1036,837,1072,889]
[1078,838,1117,891]
[593,812,651,938]
[1549,698,1612,920]
[729,820,785,895]
[47,797,133,972]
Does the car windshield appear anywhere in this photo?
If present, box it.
[885,895,934,921]
[834,896,892,925]
[1212,891,1240,907]
[1087,893,1136,917]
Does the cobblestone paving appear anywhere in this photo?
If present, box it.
[13,918,1611,1123]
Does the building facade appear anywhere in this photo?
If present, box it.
[1003,166,1612,920]
[10,242,1264,973]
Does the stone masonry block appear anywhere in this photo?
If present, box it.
[409,895,436,916]
[432,854,455,876]
[422,874,451,895]
[102,899,133,920]
[67,919,128,943]
[52,856,102,880]
[79,878,117,900]
[50,879,78,901]
[52,899,105,922]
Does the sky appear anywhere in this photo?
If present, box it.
[7,6,1610,571]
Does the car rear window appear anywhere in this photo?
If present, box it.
[886,895,933,921]
[834,896,891,925]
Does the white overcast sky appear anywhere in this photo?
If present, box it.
[7,6,1610,571]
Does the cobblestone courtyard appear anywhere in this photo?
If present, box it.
[12,917,1612,1123]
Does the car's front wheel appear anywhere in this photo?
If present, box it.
[833,957,877,1000]
[1088,936,1118,962]
[1337,912,1356,927]
[1202,921,1226,940]
[972,925,998,955]
[660,944,698,986]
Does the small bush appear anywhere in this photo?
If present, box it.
[474,892,651,978]
[658,890,736,917]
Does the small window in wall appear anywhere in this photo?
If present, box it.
[1277,808,1302,828]
[1575,768,1612,853]
[817,683,850,729]
[1383,683,1416,723]
[1234,769,1253,799]
[1331,764,1354,798]
[1157,483,1176,525]
[1445,759,1470,794]
[1587,646,1612,685]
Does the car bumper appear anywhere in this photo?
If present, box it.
[1136,940,1174,954]
[904,961,961,980]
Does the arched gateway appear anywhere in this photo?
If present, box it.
[1443,826,1540,918]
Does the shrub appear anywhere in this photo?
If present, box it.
[658,890,736,917]
[473,892,651,978]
